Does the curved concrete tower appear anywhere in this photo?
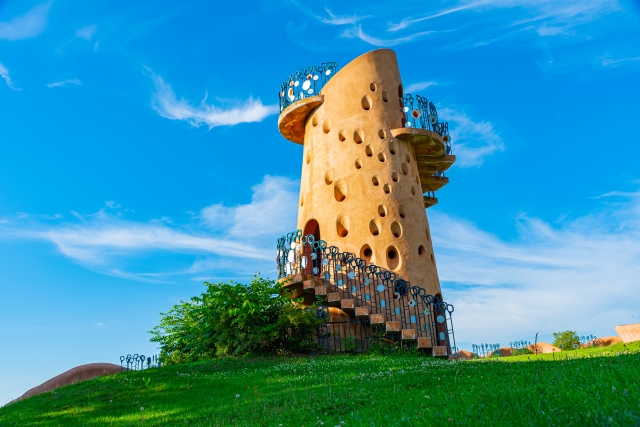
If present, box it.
[278,49,454,298]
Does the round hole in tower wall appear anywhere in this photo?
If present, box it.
[322,119,331,134]
[378,129,386,139]
[405,153,411,163]
[370,82,377,92]
[355,158,362,169]
[369,219,381,236]
[334,179,347,202]
[425,226,431,242]
[382,89,389,102]
[378,152,386,162]
[300,195,304,207]
[360,244,373,263]
[386,246,400,270]
[325,169,334,185]
[398,203,406,218]
[418,245,428,261]
[391,172,399,182]
[401,163,409,175]
[389,139,397,155]
[378,204,387,217]
[411,185,416,196]
[372,175,380,186]
[398,84,404,98]
[354,129,364,144]
[365,144,373,157]
[306,152,311,164]
[415,175,420,185]
[431,253,435,265]
[312,115,318,127]
[391,221,402,238]
[336,214,349,238]
[383,183,391,194]
[338,129,346,142]
[362,94,372,110]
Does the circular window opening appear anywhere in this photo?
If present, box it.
[336,214,349,238]
[360,244,373,263]
[391,221,402,238]
[418,245,428,261]
[306,152,311,164]
[334,179,347,202]
[398,84,403,98]
[338,129,346,142]
[369,82,377,92]
[405,153,411,163]
[378,204,387,217]
[312,115,318,127]
[391,171,399,182]
[324,169,334,185]
[354,128,364,144]
[389,139,397,155]
[398,203,406,219]
[386,246,400,270]
[300,196,304,207]
[322,119,331,134]
[369,219,381,236]
[411,185,417,196]
[431,253,435,265]
[383,183,391,194]
[382,89,389,102]
[378,129,386,139]
[355,158,362,169]
[361,94,372,111]
[378,152,386,163]
[401,163,408,175]
[372,175,380,186]
[365,144,373,157]
[425,226,431,242]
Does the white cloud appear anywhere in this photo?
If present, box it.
[148,69,278,128]
[1,176,299,281]
[45,78,81,89]
[0,63,19,90]
[404,81,438,93]
[0,2,51,41]
[430,190,640,345]
[318,8,367,25]
[341,26,436,47]
[75,25,97,40]
[438,107,505,167]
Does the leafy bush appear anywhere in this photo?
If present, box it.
[149,275,324,364]
[553,330,580,350]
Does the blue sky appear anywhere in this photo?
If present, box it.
[1,0,640,403]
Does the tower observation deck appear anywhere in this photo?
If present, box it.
[275,49,457,355]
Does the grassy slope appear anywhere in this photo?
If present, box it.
[1,344,639,427]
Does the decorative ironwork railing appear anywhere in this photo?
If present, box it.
[276,229,456,353]
[278,62,339,112]
[119,354,161,372]
[579,335,598,347]
[472,343,501,358]
[510,340,532,355]
[401,94,452,155]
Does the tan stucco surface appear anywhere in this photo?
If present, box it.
[290,49,444,296]
[615,323,640,343]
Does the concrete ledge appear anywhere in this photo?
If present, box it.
[278,95,324,144]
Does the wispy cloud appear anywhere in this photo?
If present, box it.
[601,55,640,67]
[404,81,438,93]
[431,190,640,345]
[75,25,97,40]
[45,78,81,89]
[0,63,19,90]
[341,26,436,47]
[148,68,278,128]
[318,8,367,25]
[0,2,52,41]
[438,107,505,167]
[1,176,299,281]
[388,3,477,32]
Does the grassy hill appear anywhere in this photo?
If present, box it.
[1,342,640,426]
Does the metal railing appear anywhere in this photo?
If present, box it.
[276,229,456,354]
[401,93,452,155]
[278,62,339,112]
[119,354,161,372]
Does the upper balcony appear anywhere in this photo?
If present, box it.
[278,62,339,144]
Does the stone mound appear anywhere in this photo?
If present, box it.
[526,342,561,354]
[9,363,123,405]
[451,350,474,360]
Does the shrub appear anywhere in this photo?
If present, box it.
[149,275,324,364]
[553,330,580,351]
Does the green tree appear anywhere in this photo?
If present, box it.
[149,275,324,364]
[552,330,580,350]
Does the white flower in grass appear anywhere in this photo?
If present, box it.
[140,407,144,411]
[236,394,240,399]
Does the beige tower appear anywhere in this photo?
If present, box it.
[278,49,454,299]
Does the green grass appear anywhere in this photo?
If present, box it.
[2,345,640,426]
